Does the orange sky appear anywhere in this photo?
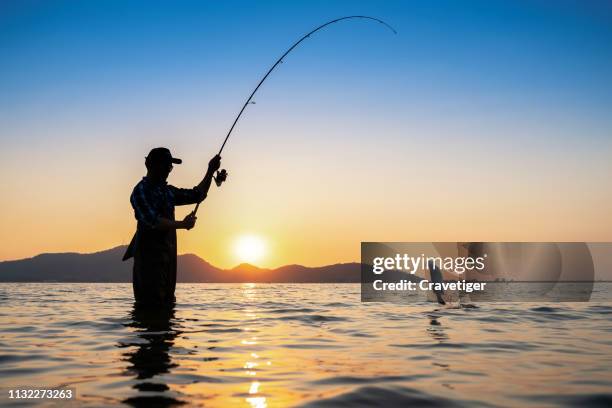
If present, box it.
[1,122,611,269]
[2,2,612,269]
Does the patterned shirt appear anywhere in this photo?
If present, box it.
[130,177,204,228]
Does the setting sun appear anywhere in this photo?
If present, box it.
[233,234,267,264]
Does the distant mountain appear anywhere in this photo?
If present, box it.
[0,246,360,283]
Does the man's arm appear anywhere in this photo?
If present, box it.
[155,213,196,230]
[131,183,197,230]
[171,155,222,206]
[194,155,222,202]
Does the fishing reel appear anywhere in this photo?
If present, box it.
[214,169,228,187]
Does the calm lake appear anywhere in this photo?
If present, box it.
[1,283,611,407]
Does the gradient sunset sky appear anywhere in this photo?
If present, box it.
[1,0,611,268]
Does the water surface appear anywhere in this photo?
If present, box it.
[1,283,611,407]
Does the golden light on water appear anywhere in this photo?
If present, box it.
[234,234,267,264]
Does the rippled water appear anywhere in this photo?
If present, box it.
[1,283,612,407]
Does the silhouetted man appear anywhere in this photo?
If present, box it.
[123,147,221,305]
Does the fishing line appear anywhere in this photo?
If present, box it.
[194,16,396,214]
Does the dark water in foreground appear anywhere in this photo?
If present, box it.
[1,283,612,407]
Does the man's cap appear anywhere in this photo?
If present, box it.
[146,147,182,165]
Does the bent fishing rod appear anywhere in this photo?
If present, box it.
[193,16,396,215]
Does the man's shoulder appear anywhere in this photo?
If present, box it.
[134,178,146,188]
[131,178,149,194]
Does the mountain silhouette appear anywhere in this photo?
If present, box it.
[0,246,359,283]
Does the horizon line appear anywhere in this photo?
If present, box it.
[0,244,359,271]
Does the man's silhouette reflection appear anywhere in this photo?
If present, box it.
[122,303,183,406]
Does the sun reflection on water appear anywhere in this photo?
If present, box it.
[242,283,267,407]
[246,396,267,408]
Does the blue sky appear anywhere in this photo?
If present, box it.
[1,1,611,266]
[3,0,611,143]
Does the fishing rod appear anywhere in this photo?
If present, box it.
[193,15,396,215]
